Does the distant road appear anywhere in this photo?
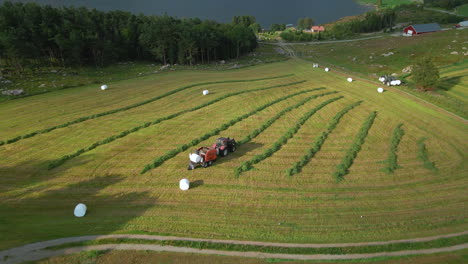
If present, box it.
[1,231,468,264]
[260,36,383,45]
[424,7,457,15]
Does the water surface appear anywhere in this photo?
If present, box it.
[3,0,373,27]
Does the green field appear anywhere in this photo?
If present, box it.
[358,0,419,8]
[289,29,468,118]
[0,58,466,258]
[456,4,468,16]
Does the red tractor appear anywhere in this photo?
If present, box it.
[212,137,236,157]
[187,137,237,170]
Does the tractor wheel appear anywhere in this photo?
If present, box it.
[188,163,195,170]
[222,148,228,157]
[208,161,213,166]
[231,145,236,152]
[202,162,208,168]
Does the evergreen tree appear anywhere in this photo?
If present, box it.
[412,57,440,91]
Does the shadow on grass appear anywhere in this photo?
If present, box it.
[0,174,157,251]
[0,154,95,197]
[438,76,462,91]
[190,180,204,189]
[213,142,263,167]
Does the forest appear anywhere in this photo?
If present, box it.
[0,1,257,70]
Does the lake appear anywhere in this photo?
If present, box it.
[2,0,373,27]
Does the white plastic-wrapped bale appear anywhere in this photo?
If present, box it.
[74,203,87,217]
[378,87,384,93]
[390,80,401,86]
[189,153,202,163]
[347,78,353,82]
[179,179,190,191]
[202,90,209,95]
[101,85,108,91]
[325,68,330,72]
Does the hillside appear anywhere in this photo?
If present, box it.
[0,58,466,258]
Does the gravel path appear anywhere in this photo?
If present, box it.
[1,231,467,264]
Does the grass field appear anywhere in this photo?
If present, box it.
[456,4,468,16]
[289,29,468,118]
[358,0,419,8]
[0,58,466,258]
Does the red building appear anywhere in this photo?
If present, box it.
[403,23,441,35]
[311,26,325,32]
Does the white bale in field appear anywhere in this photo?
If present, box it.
[100,85,108,91]
[179,179,190,191]
[390,80,401,86]
[74,203,87,217]
[377,87,384,93]
[202,90,209,95]
[347,78,353,82]
[189,153,202,163]
[325,67,330,72]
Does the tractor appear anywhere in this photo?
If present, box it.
[187,137,237,170]
[212,137,236,157]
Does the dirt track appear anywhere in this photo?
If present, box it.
[1,231,467,264]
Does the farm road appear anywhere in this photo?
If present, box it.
[1,231,467,263]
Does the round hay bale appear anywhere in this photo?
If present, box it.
[100,85,108,91]
[347,78,353,82]
[325,68,330,72]
[202,90,209,95]
[179,179,190,191]
[377,87,384,93]
[74,203,87,217]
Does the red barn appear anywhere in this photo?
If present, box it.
[403,23,441,36]
[311,26,325,32]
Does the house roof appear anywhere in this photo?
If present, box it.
[410,23,441,33]
[311,26,325,31]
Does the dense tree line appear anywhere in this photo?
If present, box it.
[424,0,468,9]
[0,1,257,70]
[329,9,397,38]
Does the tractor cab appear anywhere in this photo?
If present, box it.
[212,137,236,157]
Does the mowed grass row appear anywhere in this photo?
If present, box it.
[234,96,344,177]
[0,60,466,250]
[0,62,299,138]
[47,80,308,170]
[140,89,335,174]
[333,111,377,181]
[381,124,405,174]
[285,101,363,177]
[0,74,294,146]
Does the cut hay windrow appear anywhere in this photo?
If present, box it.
[234,96,344,177]
[0,74,295,147]
[140,89,327,174]
[236,90,340,146]
[381,123,405,174]
[333,111,377,182]
[417,137,437,171]
[48,80,308,170]
[285,101,363,177]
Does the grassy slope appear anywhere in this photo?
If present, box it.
[0,59,466,251]
[290,29,468,118]
[358,0,418,8]
[457,4,468,16]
